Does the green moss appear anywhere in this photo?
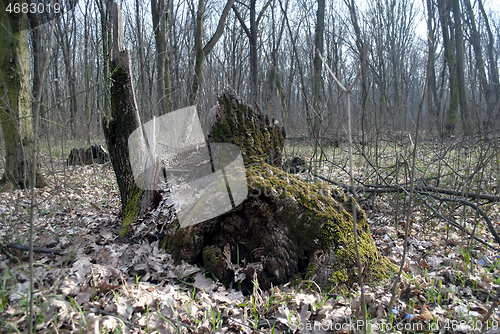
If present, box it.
[211,92,284,167]
[161,143,394,288]
[330,269,348,285]
[245,163,394,287]
[203,246,227,280]
[203,246,223,267]
[119,185,142,237]
[305,263,319,280]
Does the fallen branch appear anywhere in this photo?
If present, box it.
[5,243,63,255]
[313,174,500,203]
[313,174,500,248]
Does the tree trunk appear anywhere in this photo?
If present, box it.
[233,0,271,102]
[451,0,470,135]
[189,0,206,106]
[478,0,500,109]
[103,3,151,237]
[312,0,325,138]
[135,0,147,119]
[438,0,459,136]
[151,0,172,115]
[463,0,494,126]
[346,0,368,115]
[425,0,441,136]
[96,0,113,117]
[249,0,258,101]
[0,3,47,192]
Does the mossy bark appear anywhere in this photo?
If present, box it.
[211,91,285,168]
[0,5,47,192]
[162,163,394,290]
[103,4,154,237]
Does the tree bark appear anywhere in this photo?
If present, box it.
[0,2,47,192]
[425,0,441,135]
[438,0,459,136]
[151,0,172,115]
[345,0,368,114]
[463,0,494,126]
[96,0,113,117]
[312,0,325,138]
[451,0,470,135]
[478,0,500,108]
[103,3,148,237]
[233,0,271,101]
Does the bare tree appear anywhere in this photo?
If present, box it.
[232,0,272,101]
[189,0,235,105]
[425,0,441,135]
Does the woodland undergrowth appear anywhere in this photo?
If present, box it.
[1,135,500,333]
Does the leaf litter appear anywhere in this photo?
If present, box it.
[1,162,500,333]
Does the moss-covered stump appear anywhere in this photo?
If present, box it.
[210,90,285,167]
[161,163,394,291]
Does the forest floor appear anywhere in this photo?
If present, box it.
[1,144,500,333]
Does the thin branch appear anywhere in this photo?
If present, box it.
[256,0,272,28]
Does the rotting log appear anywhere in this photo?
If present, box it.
[161,91,394,290]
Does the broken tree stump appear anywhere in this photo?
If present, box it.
[161,91,394,290]
[67,145,110,165]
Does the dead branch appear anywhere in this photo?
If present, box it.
[313,174,500,203]
[5,243,63,255]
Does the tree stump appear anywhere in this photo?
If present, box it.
[161,91,394,290]
[67,145,110,165]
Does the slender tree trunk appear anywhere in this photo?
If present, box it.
[266,3,286,123]
[96,0,112,117]
[189,0,206,105]
[135,0,147,118]
[426,0,441,135]
[103,3,156,237]
[312,0,325,137]
[463,0,494,126]
[0,4,47,191]
[233,0,270,102]
[478,0,500,105]
[346,0,368,116]
[152,0,172,115]
[189,0,235,105]
[451,0,470,135]
[438,0,459,136]
[249,0,258,100]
